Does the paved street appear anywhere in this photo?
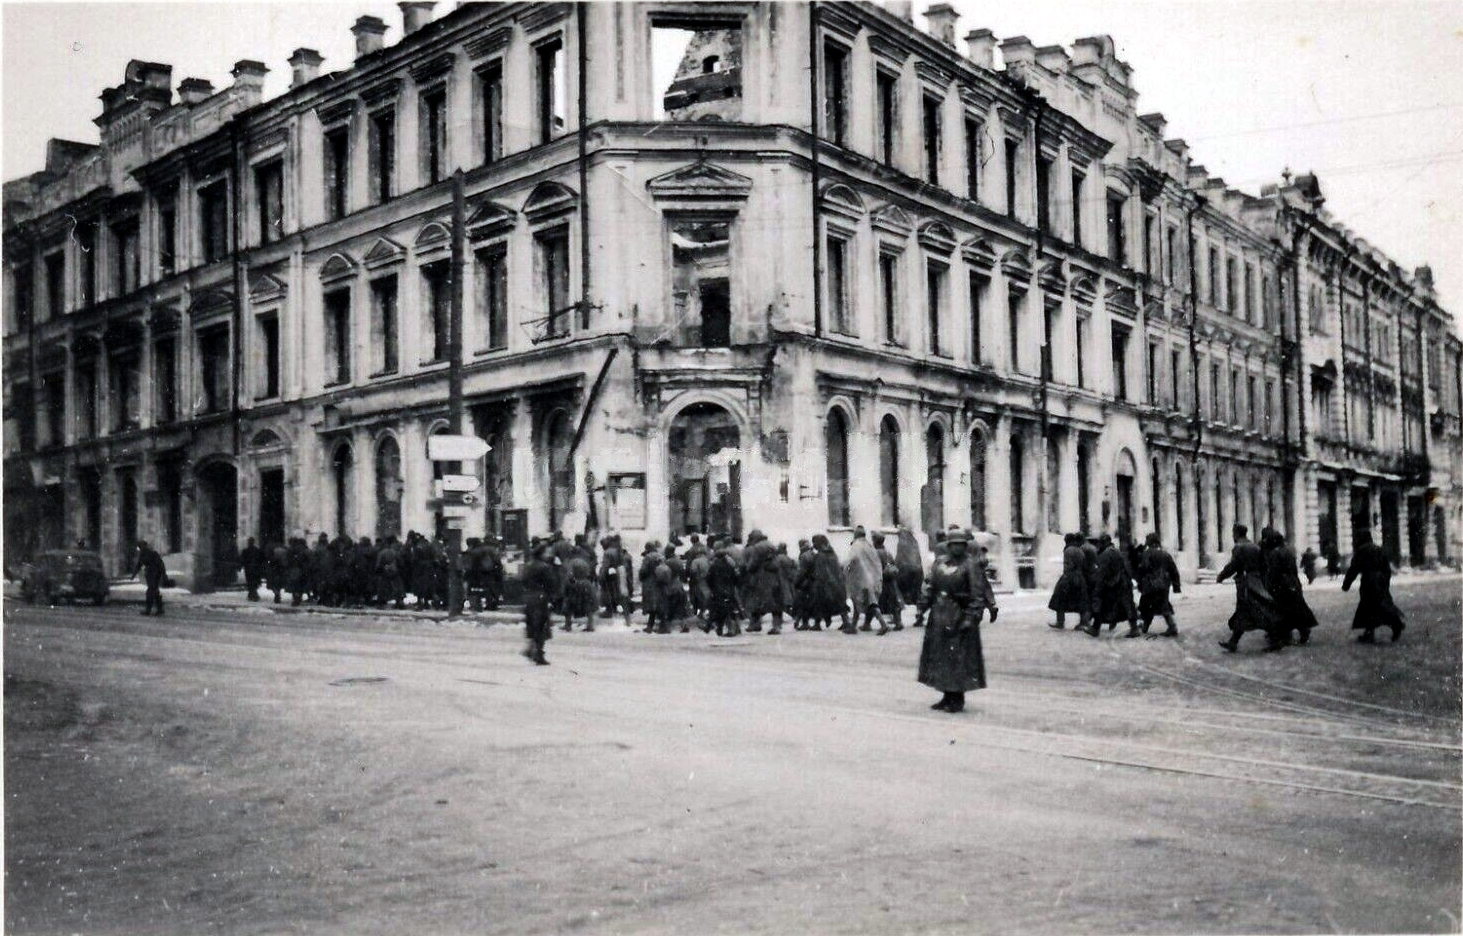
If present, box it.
[5,577,1461,935]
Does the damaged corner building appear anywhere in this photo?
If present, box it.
[4,1,1461,589]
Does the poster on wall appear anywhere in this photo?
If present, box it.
[607,473,647,530]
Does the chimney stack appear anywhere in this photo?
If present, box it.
[178,77,215,106]
[923,3,959,46]
[288,48,324,88]
[231,59,268,90]
[400,1,435,36]
[352,16,389,58]
[884,1,913,22]
[964,29,996,69]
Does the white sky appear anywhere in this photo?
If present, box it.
[3,0,1461,318]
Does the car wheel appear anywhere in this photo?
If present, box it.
[93,594,107,606]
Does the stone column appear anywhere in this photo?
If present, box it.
[988,411,1014,586]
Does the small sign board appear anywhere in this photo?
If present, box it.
[427,435,491,462]
[441,504,472,519]
[441,474,480,493]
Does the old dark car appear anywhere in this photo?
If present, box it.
[18,550,110,605]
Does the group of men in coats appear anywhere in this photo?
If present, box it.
[1047,531,1183,638]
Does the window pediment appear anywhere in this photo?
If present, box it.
[319,252,358,283]
[468,200,517,240]
[870,203,913,237]
[646,162,752,202]
[1000,248,1033,284]
[917,221,956,255]
[363,237,406,270]
[523,181,579,222]
[414,222,451,257]
[961,236,997,272]
[820,183,865,221]
[189,288,234,320]
[249,272,287,305]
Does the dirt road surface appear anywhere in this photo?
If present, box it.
[6,577,1460,935]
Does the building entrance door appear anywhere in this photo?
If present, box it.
[1407,495,1427,566]
[197,462,239,590]
[667,403,741,540]
[1380,489,1401,565]
[259,469,285,549]
[1350,486,1372,551]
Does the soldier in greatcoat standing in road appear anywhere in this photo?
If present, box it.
[132,540,167,616]
[1216,524,1284,652]
[894,527,924,628]
[872,531,905,630]
[741,530,784,635]
[844,527,889,635]
[638,542,663,633]
[917,531,996,713]
[1342,531,1406,643]
[1136,532,1182,637]
[240,538,266,602]
[1047,532,1091,632]
[1262,529,1317,645]
[1092,534,1140,637]
[521,542,557,665]
[706,541,742,637]
[809,534,852,633]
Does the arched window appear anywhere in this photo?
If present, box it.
[332,443,354,536]
[1076,442,1091,534]
[1175,462,1187,550]
[925,423,946,534]
[879,416,900,527]
[970,431,987,531]
[702,55,720,74]
[1152,457,1163,541]
[826,409,851,527]
[374,435,402,541]
[546,410,575,531]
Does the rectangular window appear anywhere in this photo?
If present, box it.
[197,325,230,414]
[876,70,898,167]
[879,252,899,345]
[1041,303,1054,381]
[76,222,96,306]
[199,180,230,264]
[1007,290,1022,372]
[12,262,33,331]
[964,117,981,200]
[324,125,350,220]
[421,85,448,185]
[926,261,946,356]
[370,276,399,374]
[158,189,178,276]
[111,218,140,295]
[110,353,141,432]
[257,313,280,399]
[826,235,850,335]
[42,372,65,447]
[1243,262,1256,322]
[324,288,352,385]
[477,245,508,351]
[479,62,504,165]
[1261,275,1273,330]
[1144,212,1157,274]
[255,160,284,245]
[1171,347,1184,408]
[1247,374,1257,428]
[44,250,65,318]
[1035,156,1052,233]
[536,37,565,144]
[1105,191,1126,265]
[13,382,34,450]
[370,110,396,204]
[823,41,848,145]
[1070,170,1084,248]
[1230,367,1240,424]
[1208,247,1220,306]
[1164,225,1178,284]
[154,338,176,424]
[1009,437,1025,534]
[1110,323,1129,400]
[922,95,941,184]
[423,262,450,363]
[1210,361,1221,421]
[75,362,96,439]
[1004,138,1019,216]
[538,227,571,339]
[1226,257,1238,312]
[1148,341,1160,404]
[968,272,985,364]
[1264,378,1275,432]
[1076,315,1088,388]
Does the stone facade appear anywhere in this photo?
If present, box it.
[4,1,1460,589]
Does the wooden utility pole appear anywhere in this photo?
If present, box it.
[446,169,466,617]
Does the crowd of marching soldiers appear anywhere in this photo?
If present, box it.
[238,531,507,612]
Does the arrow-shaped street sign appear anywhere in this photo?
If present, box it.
[427,434,491,462]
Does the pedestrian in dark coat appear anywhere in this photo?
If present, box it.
[286,538,310,606]
[1047,532,1091,631]
[1262,529,1317,644]
[562,546,599,631]
[375,537,405,609]
[351,537,376,607]
[895,527,924,628]
[240,537,266,601]
[1092,534,1140,637]
[793,539,816,629]
[638,543,663,633]
[774,543,798,620]
[1080,536,1100,619]
[1342,532,1406,643]
[521,544,556,665]
[1136,532,1182,636]
[873,531,905,629]
[410,536,436,609]
[131,540,167,616]
[808,534,852,631]
[706,544,741,637]
[268,543,289,603]
[661,544,690,630]
[741,530,784,634]
[918,531,996,713]
[1216,524,1284,652]
[1300,546,1319,585]
[844,527,888,635]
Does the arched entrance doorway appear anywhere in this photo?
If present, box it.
[331,443,354,538]
[923,423,945,535]
[196,461,239,589]
[375,435,403,542]
[668,402,741,539]
[1114,448,1137,544]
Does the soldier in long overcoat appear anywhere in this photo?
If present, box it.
[1092,534,1140,637]
[1136,532,1182,637]
[1047,532,1091,631]
[521,542,557,665]
[706,542,741,637]
[637,542,663,633]
[894,527,924,628]
[792,539,816,629]
[1262,529,1317,644]
[1342,531,1406,643]
[807,534,851,631]
[1216,524,1284,652]
[872,531,905,629]
[918,531,997,713]
[844,527,888,635]
[741,530,784,634]
[562,544,599,632]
